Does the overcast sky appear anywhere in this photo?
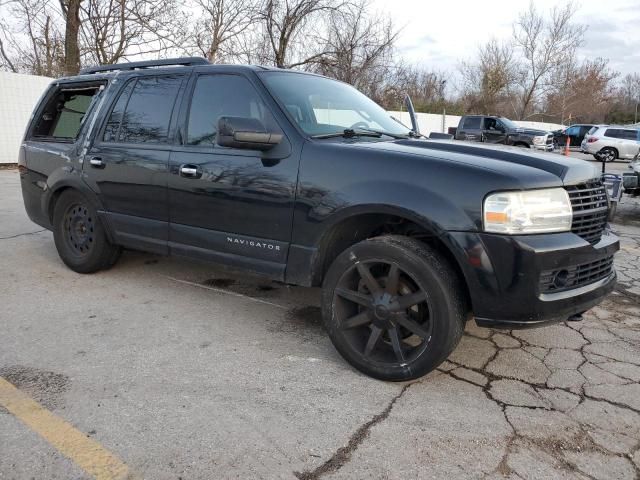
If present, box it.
[374,0,639,84]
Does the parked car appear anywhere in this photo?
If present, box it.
[19,58,619,381]
[582,125,640,162]
[552,124,596,150]
[454,115,554,151]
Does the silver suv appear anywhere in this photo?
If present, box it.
[582,125,640,162]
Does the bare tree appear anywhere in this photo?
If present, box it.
[60,0,82,75]
[0,0,65,76]
[511,2,586,119]
[79,0,181,66]
[314,0,397,91]
[459,39,517,115]
[260,0,342,68]
[192,0,261,63]
[544,58,617,123]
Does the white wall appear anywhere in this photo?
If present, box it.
[0,72,52,164]
[390,111,565,136]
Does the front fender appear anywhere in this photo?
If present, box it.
[325,180,476,233]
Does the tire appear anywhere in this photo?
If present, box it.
[52,190,121,273]
[321,235,466,381]
[598,147,617,163]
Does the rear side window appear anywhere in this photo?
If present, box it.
[102,75,183,144]
[620,129,639,140]
[463,117,482,129]
[604,128,622,139]
[186,74,277,147]
[31,85,103,140]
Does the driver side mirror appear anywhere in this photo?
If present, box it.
[217,116,283,151]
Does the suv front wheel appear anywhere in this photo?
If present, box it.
[53,190,121,273]
[321,235,466,381]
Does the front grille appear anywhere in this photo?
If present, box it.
[565,180,609,244]
[539,255,614,294]
[546,135,553,145]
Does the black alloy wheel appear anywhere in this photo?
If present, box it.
[322,235,466,381]
[333,259,433,367]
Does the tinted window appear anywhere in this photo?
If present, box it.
[104,75,183,144]
[103,81,135,142]
[463,117,482,129]
[621,129,639,140]
[565,126,580,136]
[604,129,621,139]
[186,75,277,147]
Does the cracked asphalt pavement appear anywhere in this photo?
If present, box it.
[1,165,639,480]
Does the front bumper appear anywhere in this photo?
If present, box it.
[532,143,554,152]
[449,229,619,329]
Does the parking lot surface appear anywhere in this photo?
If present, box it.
[1,161,639,480]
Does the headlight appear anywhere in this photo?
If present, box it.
[484,188,572,234]
[532,135,547,145]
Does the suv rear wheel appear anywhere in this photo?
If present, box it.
[597,147,617,162]
[53,190,121,273]
[321,235,466,381]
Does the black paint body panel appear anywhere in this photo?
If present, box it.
[19,64,619,328]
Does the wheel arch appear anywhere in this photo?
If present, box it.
[45,174,115,242]
[306,205,472,313]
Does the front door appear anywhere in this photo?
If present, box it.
[84,74,186,254]
[483,118,507,143]
[168,73,298,279]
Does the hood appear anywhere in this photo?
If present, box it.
[507,127,550,136]
[347,139,599,186]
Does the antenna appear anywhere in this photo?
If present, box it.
[404,94,420,136]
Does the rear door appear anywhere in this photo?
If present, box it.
[167,72,298,279]
[84,74,186,254]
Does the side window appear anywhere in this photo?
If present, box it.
[186,74,277,147]
[621,130,638,141]
[604,129,620,139]
[463,117,482,129]
[102,75,183,144]
[31,84,103,141]
[103,81,134,142]
[565,126,579,136]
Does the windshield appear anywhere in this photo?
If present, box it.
[259,72,412,137]
[499,117,518,129]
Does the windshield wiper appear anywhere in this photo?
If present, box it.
[312,128,383,139]
[312,128,407,140]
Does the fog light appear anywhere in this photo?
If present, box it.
[553,270,569,289]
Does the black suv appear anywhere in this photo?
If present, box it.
[455,115,554,151]
[19,58,619,381]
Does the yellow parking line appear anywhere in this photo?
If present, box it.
[0,377,134,480]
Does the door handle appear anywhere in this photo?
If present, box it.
[179,165,202,178]
[89,156,105,168]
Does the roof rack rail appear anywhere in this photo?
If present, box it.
[79,57,210,75]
